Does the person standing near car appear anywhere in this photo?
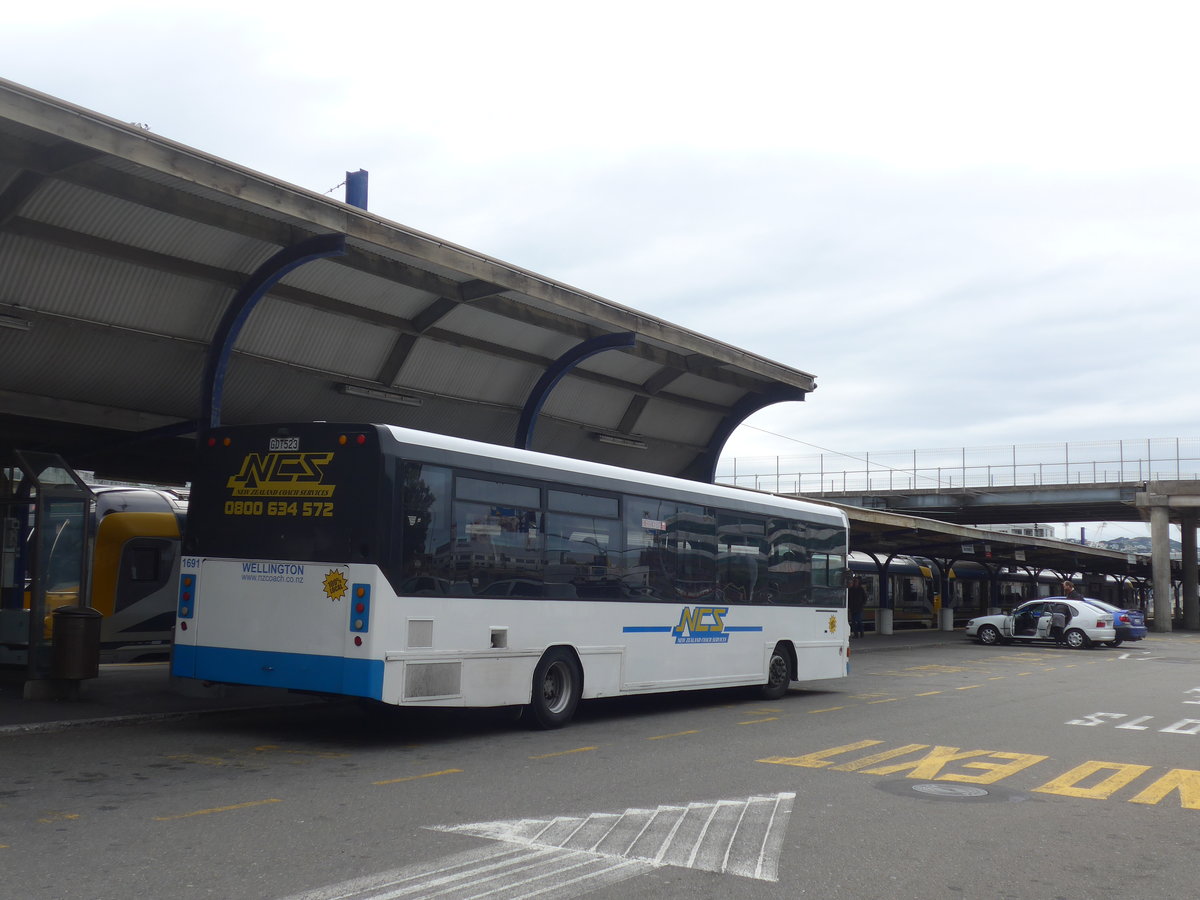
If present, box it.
[1062,580,1083,601]
[848,575,867,639]
[1049,603,1068,645]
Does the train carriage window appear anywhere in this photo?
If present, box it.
[115,539,176,611]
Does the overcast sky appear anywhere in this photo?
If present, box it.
[6,1,1199,539]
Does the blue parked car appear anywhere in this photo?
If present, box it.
[1083,598,1148,646]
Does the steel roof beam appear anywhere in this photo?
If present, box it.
[514,332,638,451]
[201,233,347,428]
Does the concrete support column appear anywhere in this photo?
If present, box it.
[1151,504,1173,632]
[1183,513,1199,631]
[939,608,955,631]
[877,608,894,635]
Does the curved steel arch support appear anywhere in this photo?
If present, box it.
[201,233,347,428]
[684,383,808,483]
[515,332,637,451]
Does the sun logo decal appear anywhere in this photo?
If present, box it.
[829,615,838,634]
[322,569,349,601]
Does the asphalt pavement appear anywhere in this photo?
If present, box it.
[0,628,963,735]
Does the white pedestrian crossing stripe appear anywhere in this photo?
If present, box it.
[279,793,794,900]
[431,791,795,881]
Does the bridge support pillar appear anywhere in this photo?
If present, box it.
[1150,504,1173,632]
[1183,512,1199,631]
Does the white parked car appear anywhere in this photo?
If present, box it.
[965,598,1116,649]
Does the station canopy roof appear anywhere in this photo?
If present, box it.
[0,79,816,486]
[841,504,1152,581]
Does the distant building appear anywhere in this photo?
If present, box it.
[991,524,1057,539]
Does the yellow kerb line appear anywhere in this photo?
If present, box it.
[373,768,463,785]
[154,798,282,820]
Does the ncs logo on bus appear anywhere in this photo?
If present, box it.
[226,452,337,498]
[674,606,730,644]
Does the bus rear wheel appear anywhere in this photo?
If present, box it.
[760,642,793,700]
[528,648,582,729]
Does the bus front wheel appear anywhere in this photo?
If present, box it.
[528,648,582,729]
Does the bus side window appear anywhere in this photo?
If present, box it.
[716,513,767,605]
[766,518,810,605]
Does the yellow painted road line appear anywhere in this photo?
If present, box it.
[648,730,699,741]
[373,768,463,786]
[809,706,846,713]
[867,698,898,704]
[154,798,282,821]
[915,691,942,696]
[36,812,80,824]
[956,685,983,691]
[739,717,779,725]
[529,747,597,759]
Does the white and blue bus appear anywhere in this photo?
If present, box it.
[172,423,849,727]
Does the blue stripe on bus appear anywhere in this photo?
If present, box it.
[171,644,383,700]
[621,625,763,633]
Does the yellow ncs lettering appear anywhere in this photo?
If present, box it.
[1128,769,1200,809]
[674,607,702,635]
[1032,760,1151,799]
[759,739,883,768]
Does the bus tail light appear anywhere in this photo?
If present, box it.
[178,573,196,620]
[349,583,371,635]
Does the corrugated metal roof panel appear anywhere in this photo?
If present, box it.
[0,232,227,337]
[0,316,205,417]
[397,340,536,404]
[279,255,440,319]
[21,177,274,272]
[235,297,399,378]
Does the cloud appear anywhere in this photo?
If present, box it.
[5,1,1200,536]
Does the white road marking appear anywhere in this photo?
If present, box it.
[281,792,795,900]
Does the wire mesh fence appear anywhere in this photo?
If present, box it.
[716,438,1200,495]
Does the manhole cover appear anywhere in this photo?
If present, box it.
[912,783,990,798]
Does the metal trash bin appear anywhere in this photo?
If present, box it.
[51,606,102,680]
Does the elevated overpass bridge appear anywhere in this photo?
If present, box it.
[717,439,1200,631]
[794,481,1144,528]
